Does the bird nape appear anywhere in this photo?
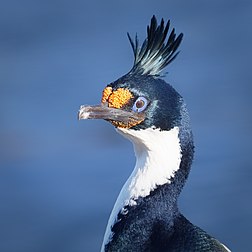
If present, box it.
[78,16,231,252]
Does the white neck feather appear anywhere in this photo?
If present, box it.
[101,127,182,251]
[118,126,182,203]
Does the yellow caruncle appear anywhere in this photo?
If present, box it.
[101,87,133,109]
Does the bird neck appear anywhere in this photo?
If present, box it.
[119,126,182,204]
[101,126,194,251]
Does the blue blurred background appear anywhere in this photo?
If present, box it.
[0,1,251,251]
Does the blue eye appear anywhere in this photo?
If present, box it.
[132,97,148,113]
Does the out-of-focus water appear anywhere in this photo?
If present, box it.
[0,1,251,251]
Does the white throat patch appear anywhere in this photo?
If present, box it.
[117,126,182,202]
[101,126,182,251]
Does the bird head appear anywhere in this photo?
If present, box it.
[78,16,186,136]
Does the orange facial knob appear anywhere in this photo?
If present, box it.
[108,88,133,109]
[101,86,113,104]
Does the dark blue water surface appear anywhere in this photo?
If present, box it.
[0,1,251,251]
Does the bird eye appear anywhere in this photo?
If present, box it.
[132,97,148,113]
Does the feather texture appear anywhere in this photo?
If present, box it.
[128,15,183,76]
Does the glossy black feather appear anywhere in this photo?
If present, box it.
[128,15,183,76]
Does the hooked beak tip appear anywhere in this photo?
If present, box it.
[78,106,90,120]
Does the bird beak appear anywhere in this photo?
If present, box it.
[78,104,145,128]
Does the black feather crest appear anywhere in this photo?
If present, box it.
[127,15,183,76]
